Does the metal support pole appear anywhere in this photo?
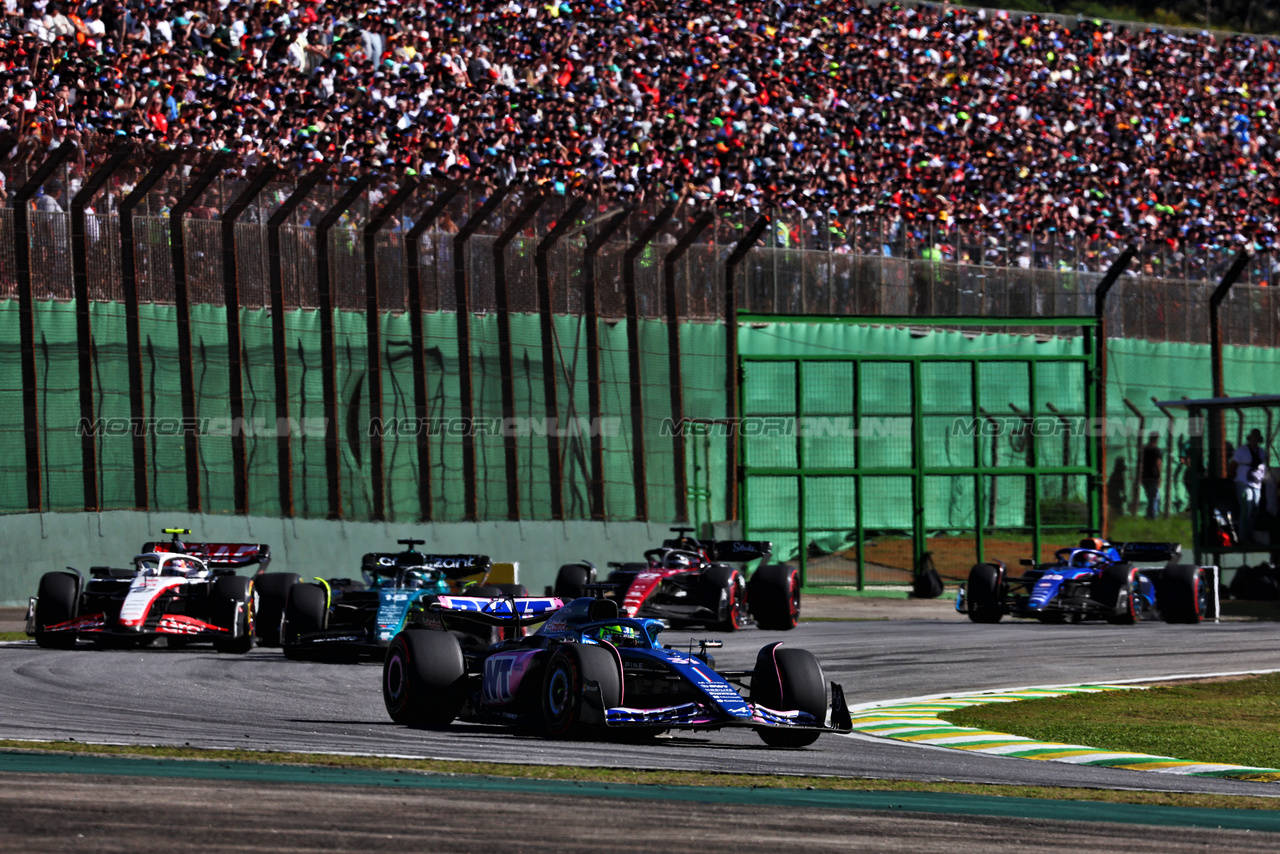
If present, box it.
[723,215,770,524]
[13,141,77,512]
[453,185,513,521]
[69,143,130,511]
[532,198,593,521]
[662,211,715,523]
[1209,249,1252,477]
[494,191,545,520]
[404,180,461,521]
[220,163,278,515]
[170,154,229,513]
[1123,398,1146,517]
[118,151,178,510]
[266,166,326,517]
[315,176,373,518]
[623,205,675,520]
[363,178,420,521]
[581,206,628,520]
[1093,245,1136,534]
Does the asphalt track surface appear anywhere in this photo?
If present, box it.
[5,615,1280,851]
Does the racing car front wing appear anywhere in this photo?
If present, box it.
[603,681,852,734]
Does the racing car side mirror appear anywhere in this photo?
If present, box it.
[1020,559,1035,566]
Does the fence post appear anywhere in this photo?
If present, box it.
[494,190,545,520]
[1093,245,1136,534]
[118,151,179,510]
[266,166,326,517]
[623,205,675,520]
[724,215,771,524]
[1209,249,1251,478]
[404,180,461,521]
[69,142,130,511]
[453,185,513,521]
[581,206,629,520]
[533,198,594,520]
[363,178,420,522]
[315,176,373,519]
[170,153,229,513]
[13,140,76,513]
[663,211,715,523]
[220,162,279,515]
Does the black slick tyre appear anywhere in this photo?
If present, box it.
[701,566,747,632]
[1097,563,1138,625]
[749,564,800,630]
[383,629,467,727]
[541,643,621,738]
[282,582,328,659]
[1160,564,1206,624]
[965,563,1004,624]
[34,571,80,650]
[212,576,255,654]
[253,572,299,647]
[751,643,826,747]
[553,563,593,600]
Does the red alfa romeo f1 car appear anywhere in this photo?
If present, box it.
[552,528,801,631]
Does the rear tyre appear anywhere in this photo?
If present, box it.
[553,563,594,600]
[749,564,801,630]
[965,564,1004,624]
[212,576,255,654]
[541,643,621,738]
[1160,564,1207,624]
[1097,563,1138,625]
[751,643,826,747]
[701,566,747,632]
[282,582,328,659]
[34,572,80,650]
[383,630,467,727]
[253,572,299,647]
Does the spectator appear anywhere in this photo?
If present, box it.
[1233,429,1268,543]
[1107,458,1128,521]
[1140,433,1163,520]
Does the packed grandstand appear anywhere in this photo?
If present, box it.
[2,0,1278,274]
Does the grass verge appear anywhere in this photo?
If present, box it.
[945,673,1280,770]
[0,632,27,641]
[2,739,1279,812]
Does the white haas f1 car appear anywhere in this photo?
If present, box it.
[553,528,801,631]
[26,529,266,652]
[384,593,851,746]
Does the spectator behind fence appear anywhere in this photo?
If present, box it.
[0,1,1278,268]
[1232,429,1269,543]
[1140,432,1163,520]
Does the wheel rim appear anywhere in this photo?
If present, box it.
[385,650,406,704]
[1194,572,1207,619]
[729,578,745,629]
[546,663,572,723]
[788,573,800,625]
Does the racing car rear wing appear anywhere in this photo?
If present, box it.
[426,595,564,627]
[362,553,493,580]
[1114,542,1183,562]
[710,540,773,562]
[143,540,271,570]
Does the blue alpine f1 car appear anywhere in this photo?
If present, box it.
[956,538,1214,625]
[383,594,852,746]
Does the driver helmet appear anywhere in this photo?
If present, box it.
[1071,548,1106,568]
[401,570,426,589]
[660,551,699,569]
[591,623,642,648]
[163,556,202,577]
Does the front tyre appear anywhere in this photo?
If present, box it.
[34,572,80,649]
[751,643,826,747]
[282,582,328,659]
[541,643,621,738]
[1097,563,1138,625]
[749,564,800,630]
[212,576,255,654]
[965,563,1004,624]
[702,566,748,632]
[253,572,300,647]
[383,629,468,727]
[1160,565,1207,624]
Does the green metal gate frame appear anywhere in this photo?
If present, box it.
[738,315,1102,588]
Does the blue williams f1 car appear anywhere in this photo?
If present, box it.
[383,595,851,746]
[282,541,527,660]
[956,538,1214,625]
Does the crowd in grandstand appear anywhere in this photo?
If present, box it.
[1,0,1278,272]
